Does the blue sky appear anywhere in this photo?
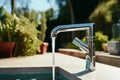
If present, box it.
[29,0,51,12]
[0,0,57,12]
[28,0,58,12]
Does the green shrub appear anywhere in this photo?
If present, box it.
[0,13,17,42]
[0,9,42,56]
[14,15,41,56]
[82,31,108,51]
[38,12,47,42]
[95,31,108,50]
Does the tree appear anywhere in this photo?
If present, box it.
[46,0,101,50]
[11,0,15,15]
[0,0,31,15]
[67,0,75,24]
[89,0,120,39]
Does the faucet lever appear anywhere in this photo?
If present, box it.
[72,37,88,53]
[72,37,95,71]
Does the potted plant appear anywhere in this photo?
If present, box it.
[0,13,16,58]
[95,31,108,51]
[108,20,120,55]
[14,14,41,56]
[37,12,48,54]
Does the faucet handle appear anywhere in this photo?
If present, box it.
[72,37,88,53]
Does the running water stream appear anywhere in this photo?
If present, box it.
[52,37,56,80]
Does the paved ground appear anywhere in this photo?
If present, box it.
[0,53,120,80]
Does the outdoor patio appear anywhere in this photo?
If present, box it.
[0,52,120,80]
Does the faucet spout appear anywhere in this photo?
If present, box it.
[51,23,94,37]
[51,23,95,71]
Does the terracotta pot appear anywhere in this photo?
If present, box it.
[40,42,49,54]
[0,42,15,58]
[102,43,108,52]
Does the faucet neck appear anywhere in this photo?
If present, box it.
[51,23,94,37]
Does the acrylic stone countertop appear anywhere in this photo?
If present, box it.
[0,53,120,80]
[54,53,120,80]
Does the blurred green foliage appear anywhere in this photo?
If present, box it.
[95,31,108,50]
[65,31,108,51]
[0,7,47,56]
[0,13,17,42]
[112,21,120,41]
[89,0,120,39]
[14,15,41,56]
[82,31,108,51]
